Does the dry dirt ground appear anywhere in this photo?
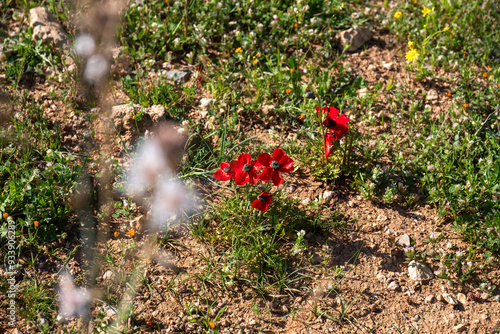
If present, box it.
[1,26,499,334]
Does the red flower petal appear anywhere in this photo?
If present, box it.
[279,156,294,173]
[271,171,283,186]
[235,172,249,185]
[252,199,268,212]
[238,153,252,165]
[248,171,260,184]
[328,107,339,119]
[259,167,273,182]
[230,160,242,173]
[325,132,336,158]
[258,153,272,167]
[272,148,286,163]
[336,114,351,126]
[251,160,263,171]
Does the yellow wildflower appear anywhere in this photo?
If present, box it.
[253,59,258,65]
[290,68,295,73]
[34,220,39,228]
[405,48,420,62]
[422,6,434,17]
[443,26,450,31]
[394,12,402,19]
[114,231,119,238]
[208,322,216,329]
[408,41,415,49]
[286,88,291,94]
[128,229,135,237]
[235,47,242,53]
[3,212,8,218]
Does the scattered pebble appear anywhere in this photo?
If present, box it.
[426,89,438,102]
[425,294,435,303]
[376,273,386,283]
[453,324,467,332]
[388,281,400,291]
[102,270,114,280]
[456,293,467,305]
[408,261,434,281]
[442,293,458,305]
[376,214,388,221]
[396,234,412,247]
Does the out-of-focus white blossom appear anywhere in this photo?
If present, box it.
[149,179,196,231]
[74,34,95,58]
[126,139,169,196]
[58,272,91,321]
[84,54,108,84]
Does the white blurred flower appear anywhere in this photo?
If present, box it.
[84,54,108,84]
[126,139,169,196]
[58,272,91,321]
[150,179,196,230]
[273,14,278,20]
[257,23,263,30]
[74,34,95,58]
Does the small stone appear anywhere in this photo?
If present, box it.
[376,273,386,283]
[147,105,166,122]
[425,294,435,303]
[166,69,191,84]
[396,234,412,248]
[323,190,334,201]
[456,293,467,305]
[408,261,434,281]
[102,270,114,280]
[426,89,438,102]
[199,98,215,110]
[442,293,458,305]
[29,7,70,54]
[376,214,388,221]
[336,27,373,52]
[382,61,394,70]
[453,324,467,332]
[248,318,256,325]
[388,281,400,291]
[481,313,489,320]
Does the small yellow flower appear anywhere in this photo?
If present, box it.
[34,220,39,228]
[408,41,415,49]
[290,68,295,73]
[256,52,261,57]
[328,27,332,31]
[482,73,488,78]
[208,322,216,329]
[286,88,291,94]
[235,47,242,53]
[3,212,8,218]
[394,11,402,19]
[422,6,434,17]
[443,26,450,31]
[405,48,420,62]
[253,59,258,65]
[298,115,305,120]
[294,23,298,28]
[114,231,119,238]
[463,103,469,109]
[128,229,135,237]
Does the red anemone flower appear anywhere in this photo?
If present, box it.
[252,192,272,212]
[324,132,340,158]
[258,148,294,186]
[232,153,262,185]
[213,162,235,181]
[316,106,350,137]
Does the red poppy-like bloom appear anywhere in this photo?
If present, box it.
[316,106,350,137]
[258,148,294,186]
[324,132,339,158]
[213,162,235,181]
[232,153,262,185]
[252,192,272,212]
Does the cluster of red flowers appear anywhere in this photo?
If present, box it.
[213,148,294,212]
[316,106,351,157]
